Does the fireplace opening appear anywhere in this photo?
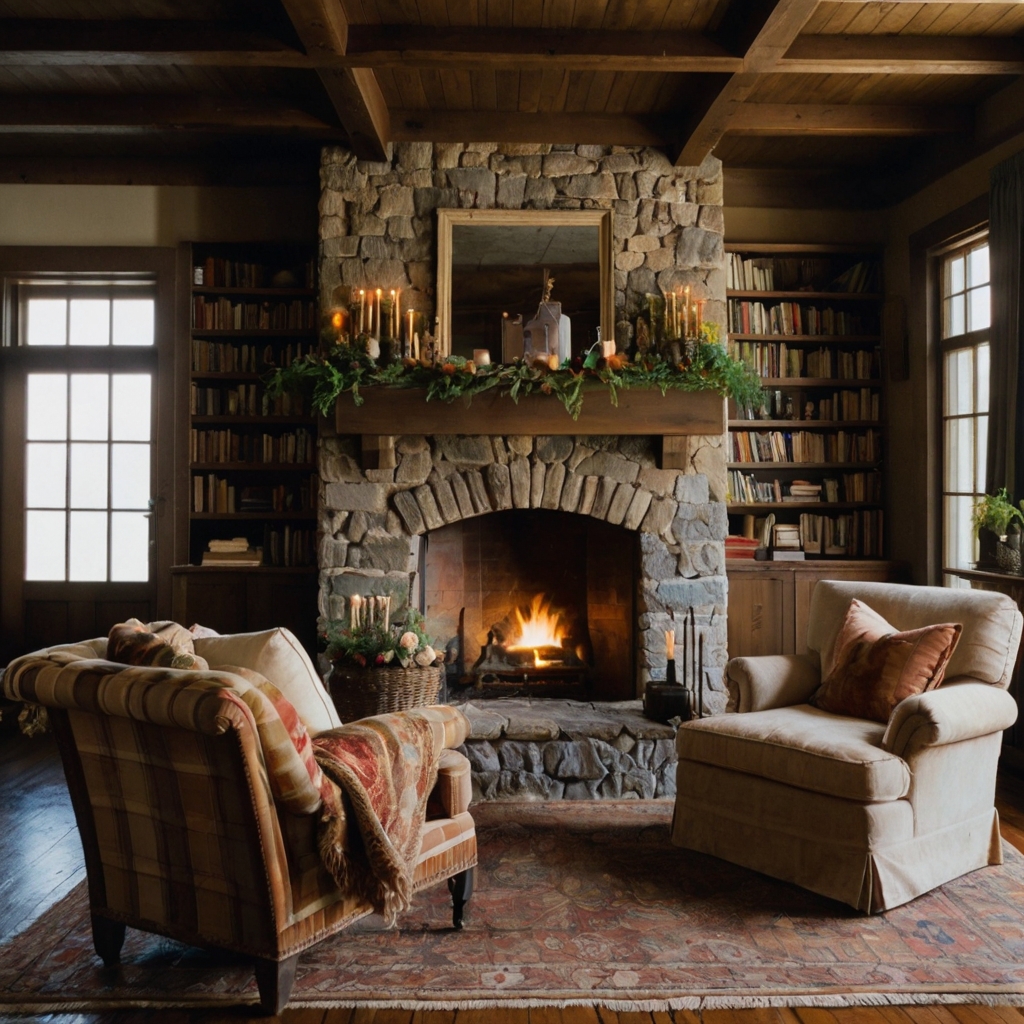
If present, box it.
[421,509,636,701]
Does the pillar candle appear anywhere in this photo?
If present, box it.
[665,629,675,660]
[407,309,414,353]
[684,286,690,337]
[601,339,616,358]
[473,348,491,366]
[359,290,365,335]
[413,331,420,360]
[375,289,382,340]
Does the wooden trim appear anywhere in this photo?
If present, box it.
[335,388,726,437]
[728,104,970,137]
[725,242,882,255]
[436,208,614,359]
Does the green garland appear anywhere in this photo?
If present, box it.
[266,325,765,421]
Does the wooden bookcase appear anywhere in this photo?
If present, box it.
[724,242,905,659]
[725,243,887,559]
[172,242,320,651]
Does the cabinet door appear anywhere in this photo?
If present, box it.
[171,572,248,636]
[727,572,794,657]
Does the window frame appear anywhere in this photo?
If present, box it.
[935,229,991,583]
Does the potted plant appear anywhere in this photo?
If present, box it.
[972,488,1024,575]
[321,597,444,720]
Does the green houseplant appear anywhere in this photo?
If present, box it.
[972,488,1024,575]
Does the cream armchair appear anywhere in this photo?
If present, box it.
[672,581,1022,912]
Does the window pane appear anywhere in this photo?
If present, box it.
[111,444,149,509]
[26,299,66,346]
[26,443,66,508]
[944,348,974,415]
[944,495,976,570]
[944,295,965,339]
[69,299,110,346]
[70,443,108,509]
[111,512,149,581]
[112,298,154,346]
[977,343,990,413]
[111,374,151,441]
[944,417,974,492]
[968,285,991,332]
[27,374,67,440]
[69,511,107,581]
[26,510,66,580]
[70,374,109,440]
[947,255,965,296]
[967,245,989,287]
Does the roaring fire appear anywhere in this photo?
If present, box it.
[509,594,566,665]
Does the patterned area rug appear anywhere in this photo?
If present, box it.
[3,801,1024,1012]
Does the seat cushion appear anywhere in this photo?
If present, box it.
[194,627,341,734]
[676,704,910,803]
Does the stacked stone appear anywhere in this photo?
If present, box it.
[319,430,729,710]
[458,698,678,801]
[319,142,725,339]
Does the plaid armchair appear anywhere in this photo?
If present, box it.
[3,635,477,1014]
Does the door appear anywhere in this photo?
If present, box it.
[0,253,177,662]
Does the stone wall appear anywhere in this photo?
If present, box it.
[317,141,730,709]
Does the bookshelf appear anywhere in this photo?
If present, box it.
[173,242,321,651]
[725,243,888,562]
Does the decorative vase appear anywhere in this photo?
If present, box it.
[995,535,1023,576]
[328,664,443,721]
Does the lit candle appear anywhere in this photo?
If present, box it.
[407,309,414,354]
[473,348,491,366]
[684,286,691,336]
[602,339,616,358]
[665,629,675,660]
[389,289,397,340]
[359,290,365,335]
[413,331,420,360]
[394,289,401,339]
[375,289,382,341]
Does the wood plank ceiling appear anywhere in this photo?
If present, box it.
[0,0,1022,206]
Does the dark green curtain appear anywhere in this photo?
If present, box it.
[987,150,1024,500]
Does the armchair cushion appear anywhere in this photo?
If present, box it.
[882,681,1019,757]
[108,619,208,671]
[194,627,340,735]
[810,599,961,723]
[677,704,910,802]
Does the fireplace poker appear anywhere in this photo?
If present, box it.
[698,629,704,719]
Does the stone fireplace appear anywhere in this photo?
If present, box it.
[318,428,729,713]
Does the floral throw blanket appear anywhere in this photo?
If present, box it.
[313,712,440,924]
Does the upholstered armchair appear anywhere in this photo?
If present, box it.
[2,628,477,1014]
[672,581,1022,912]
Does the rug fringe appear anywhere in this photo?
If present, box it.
[6,992,1024,1014]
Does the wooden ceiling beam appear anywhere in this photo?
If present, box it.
[345,25,742,72]
[391,110,663,146]
[0,95,342,134]
[729,104,972,136]
[781,34,1024,76]
[279,0,390,162]
[0,19,313,67]
[671,0,822,167]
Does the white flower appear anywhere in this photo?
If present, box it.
[414,645,436,667]
[382,649,395,664]
[399,631,419,651]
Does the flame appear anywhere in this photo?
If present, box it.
[509,594,566,659]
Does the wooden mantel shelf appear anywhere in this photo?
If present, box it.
[333,386,726,438]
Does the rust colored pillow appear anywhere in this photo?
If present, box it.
[810,599,962,723]
[108,619,208,671]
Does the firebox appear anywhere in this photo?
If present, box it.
[421,509,636,700]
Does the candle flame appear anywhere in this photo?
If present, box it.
[509,594,566,652]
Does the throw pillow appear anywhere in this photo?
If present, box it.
[195,627,340,734]
[216,665,326,814]
[810,599,962,723]
[108,619,208,671]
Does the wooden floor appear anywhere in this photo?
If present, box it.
[5,730,1024,1024]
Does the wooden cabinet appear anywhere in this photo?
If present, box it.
[171,567,319,655]
[726,560,909,658]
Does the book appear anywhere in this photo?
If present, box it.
[771,550,806,561]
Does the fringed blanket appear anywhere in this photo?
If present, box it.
[312,712,440,924]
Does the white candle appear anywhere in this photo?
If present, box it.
[407,309,414,353]
[375,289,382,341]
[359,290,365,335]
[473,348,491,366]
[413,331,420,361]
[602,340,616,358]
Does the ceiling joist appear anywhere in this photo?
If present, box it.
[729,104,972,136]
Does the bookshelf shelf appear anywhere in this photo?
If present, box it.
[192,286,315,297]
[191,415,316,425]
[190,512,316,521]
[191,462,316,472]
[726,242,886,562]
[191,371,264,381]
[191,329,317,337]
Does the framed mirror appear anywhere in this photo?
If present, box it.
[437,209,614,363]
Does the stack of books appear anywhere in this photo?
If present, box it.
[725,536,760,559]
[201,537,262,567]
[786,481,822,502]
[772,524,805,561]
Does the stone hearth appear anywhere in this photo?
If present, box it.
[456,698,677,801]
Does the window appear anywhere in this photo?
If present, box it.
[17,285,155,582]
[941,238,990,578]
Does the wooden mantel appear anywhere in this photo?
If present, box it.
[334,387,726,470]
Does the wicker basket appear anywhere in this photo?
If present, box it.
[328,664,443,721]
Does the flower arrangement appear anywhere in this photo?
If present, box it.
[320,596,440,670]
[265,320,765,422]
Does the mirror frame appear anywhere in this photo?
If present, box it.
[436,208,614,358]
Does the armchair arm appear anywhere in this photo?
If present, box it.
[727,654,821,713]
[882,682,1019,758]
[434,749,472,817]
